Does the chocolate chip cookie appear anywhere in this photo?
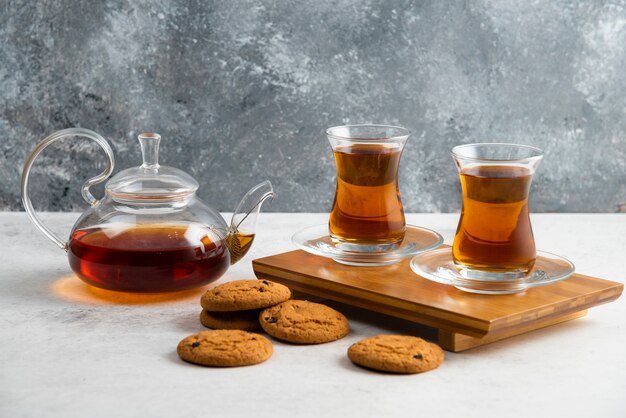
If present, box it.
[259,300,350,344]
[201,279,291,312]
[177,330,272,367]
[347,335,444,374]
[200,309,261,331]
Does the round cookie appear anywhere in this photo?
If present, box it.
[347,335,444,374]
[259,300,349,344]
[177,330,272,367]
[200,309,261,331]
[201,279,291,312]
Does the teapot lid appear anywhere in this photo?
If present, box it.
[105,133,199,201]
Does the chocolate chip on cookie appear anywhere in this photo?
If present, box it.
[177,330,272,367]
[201,279,291,312]
[199,309,261,331]
[347,335,444,374]
[259,300,350,344]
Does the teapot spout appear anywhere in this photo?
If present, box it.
[226,181,275,264]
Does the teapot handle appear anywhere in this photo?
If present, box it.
[20,128,115,250]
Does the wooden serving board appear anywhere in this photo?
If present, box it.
[252,249,623,352]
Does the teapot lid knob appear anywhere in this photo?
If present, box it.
[138,132,161,168]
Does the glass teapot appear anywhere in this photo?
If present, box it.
[21,128,274,293]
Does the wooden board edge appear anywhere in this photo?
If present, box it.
[487,282,623,334]
[439,310,588,352]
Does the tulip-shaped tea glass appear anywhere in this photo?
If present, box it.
[451,143,543,279]
[291,124,443,266]
[327,124,408,251]
[410,143,575,293]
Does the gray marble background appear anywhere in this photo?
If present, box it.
[1,0,625,213]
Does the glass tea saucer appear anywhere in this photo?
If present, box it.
[292,224,443,266]
[410,247,575,294]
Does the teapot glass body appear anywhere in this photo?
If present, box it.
[21,129,273,293]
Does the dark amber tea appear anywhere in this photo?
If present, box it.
[453,165,536,273]
[68,224,230,292]
[329,143,406,244]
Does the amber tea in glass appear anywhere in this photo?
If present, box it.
[327,125,409,249]
[452,143,543,278]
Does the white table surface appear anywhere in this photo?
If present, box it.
[0,212,624,418]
